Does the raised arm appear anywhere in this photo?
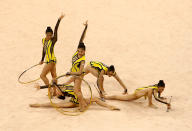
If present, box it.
[52,13,65,44]
[113,73,128,94]
[79,21,88,45]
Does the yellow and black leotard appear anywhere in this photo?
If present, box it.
[135,85,158,92]
[71,51,85,72]
[42,38,57,63]
[60,85,79,104]
[41,19,61,64]
[135,85,158,99]
[70,24,88,73]
[135,85,169,104]
[40,84,79,104]
[89,61,108,74]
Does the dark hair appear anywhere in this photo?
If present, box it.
[78,42,86,50]
[46,26,53,34]
[157,80,165,87]
[58,95,65,100]
[108,65,115,72]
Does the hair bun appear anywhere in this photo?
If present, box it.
[159,80,164,83]
[78,42,86,50]
[79,42,85,46]
[110,65,114,68]
[158,80,165,87]
[108,65,115,72]
[46,26,53,33]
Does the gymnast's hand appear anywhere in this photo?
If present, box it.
[167,103,171,109]
[39,61,43,65]
[59,13,65,20]
[83,20,88,26]
[159,97,167,100]
[34,83,40,90]
[122,89,128,95]
[66,72,71,76]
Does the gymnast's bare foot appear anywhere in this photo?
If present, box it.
[34,83,40,90]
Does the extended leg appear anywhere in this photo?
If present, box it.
[91,97,120,110]
[104,94,137,101]
[29,102,76,108]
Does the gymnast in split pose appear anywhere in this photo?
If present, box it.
[30,84,120,111]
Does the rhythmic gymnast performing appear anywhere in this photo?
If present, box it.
[83,61,128,95]
[30,84,120,111]
[103,80,171,109]
[38,13,65,96]
[63,21,88,111]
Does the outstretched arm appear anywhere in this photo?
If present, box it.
[158,92,167,100]
[52,13,65,44]
[152,89,171,109]
[78,21,88,45]
[34,84,64,96]
[152,90,169,105]
[113,73,128,94]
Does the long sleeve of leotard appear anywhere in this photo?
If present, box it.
[152,89,168,104]
[52,19,61,44]
[78,24,88,46]
[41,48,45,61]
